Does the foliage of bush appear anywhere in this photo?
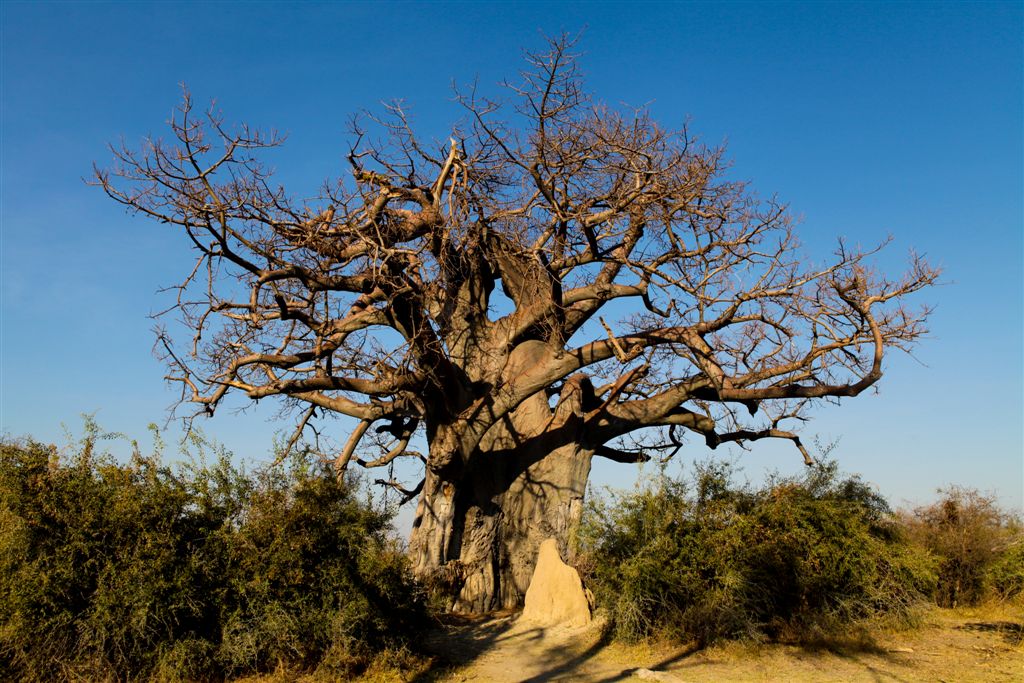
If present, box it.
[986,538,1024,601]
[0,425,426,682]
[577,461,938,645]
[904,487,1023,606]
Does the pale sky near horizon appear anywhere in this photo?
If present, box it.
[1,1,1021,520]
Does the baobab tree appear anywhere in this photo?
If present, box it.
[97,37,938,613]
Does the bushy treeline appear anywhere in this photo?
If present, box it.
[902,487,1024,608]
[3,425,1020,677]
[0,428,426,682]
[578,462,1022,645]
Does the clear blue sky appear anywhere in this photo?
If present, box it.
[2,1,1021,516]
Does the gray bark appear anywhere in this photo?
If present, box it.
[409,392,594,612]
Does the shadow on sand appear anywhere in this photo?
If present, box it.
[957,620,1024,646]
[410,610,703,682]
[409,611,932,683]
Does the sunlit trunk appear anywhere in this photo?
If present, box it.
[409,395,593,613]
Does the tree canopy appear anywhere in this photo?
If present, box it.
[97,36,938,611]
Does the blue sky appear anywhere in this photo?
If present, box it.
[2,1,1021,517]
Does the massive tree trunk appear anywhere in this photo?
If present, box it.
[409,391,594,612]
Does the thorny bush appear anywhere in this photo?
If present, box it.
[577,461,939,645]
[903,487,1024,607]
[0,424,426,682]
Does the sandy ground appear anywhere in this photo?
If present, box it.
[413,604,1023,683]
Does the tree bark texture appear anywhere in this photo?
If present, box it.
[409,391,594,613]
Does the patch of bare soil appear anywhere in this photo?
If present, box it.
[411,604,1023,682]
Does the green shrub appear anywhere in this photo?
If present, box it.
[217,464,427,678]
[0,433,218,681]
[986,538,1024,600]
[904,488,1023,606]
[0,427,426,682]
[578,461,937,645]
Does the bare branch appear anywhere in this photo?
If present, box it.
[98,37,937,488]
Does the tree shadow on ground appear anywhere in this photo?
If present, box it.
[608,634,914,683]
[790,632,890,656]
[410,614,932,682]
[410,611,520,682]
[787,636,915,683]
[588,643,704,682]
[957,620,1024,646]
[409,611,706,682]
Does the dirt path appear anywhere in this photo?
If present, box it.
[416,605,1023,682]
